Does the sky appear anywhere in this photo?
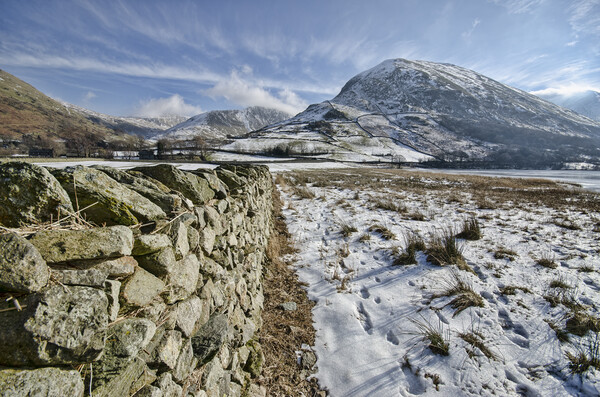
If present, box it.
[0,0,599,118]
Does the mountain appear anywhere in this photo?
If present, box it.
[231,59,600,165]
[0,69,134,155]
[63,102,187,138]
[156,106,292,142]
[536,90,600,122]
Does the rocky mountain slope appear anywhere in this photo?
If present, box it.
[231,59,600,165]
[537,90,600,122]
[63,103,187,138]
[0,69,134,153]
[156,107,292,142]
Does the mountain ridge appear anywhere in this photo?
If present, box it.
[232,58,600,165]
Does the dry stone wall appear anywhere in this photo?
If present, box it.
[0,161,273,397]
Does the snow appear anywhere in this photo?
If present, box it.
[278,168,600,396]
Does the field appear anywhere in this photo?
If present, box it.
[276,168,600,396]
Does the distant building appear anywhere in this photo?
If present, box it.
[28,148,54,158]
[139,149,157,160]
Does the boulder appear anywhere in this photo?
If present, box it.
[199,227,216,255]
[51,166,166,225]
[173,338,197,382]
[0,285,108,366]
[120,267,165,308]
[162,253,199,304]
[91,357,145,397]
[215,168,246,191]
[136,247,177,278]
[0,232,49,293]
[132,234,172,256]
[151,330,183,369]
[156,373,182,397]
[0,162,73,227]
[191,314,230,365]
[30,225,133,263]
[174,295,206,337]
[104,318,156,358]
[94,256,137,277]
[132,164,215,205]
[191,169,229,199]
[0,367,84,397]
[95,166,184,213]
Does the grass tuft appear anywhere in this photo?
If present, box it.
[459,331,497,361]
[499,285,531,296]
[455,217,482,240]
[340,223,358,238]
[434,270,484,317]
[392,232,425,266]
[411,318,450,356]
[368,224,396,240]
[566,312,600,337]
[566,333,600,374]
[493,248,518,261]
[426,229,469,271]
[536,253,558,269]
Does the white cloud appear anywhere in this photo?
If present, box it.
[83,91,96,101]
[204,70,306,115]
[134,94,202,117]
[530,83,599,96]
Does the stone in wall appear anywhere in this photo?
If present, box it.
[0,232,49,293]
[0,367,84,397]
[0,285,108,366]
[93,165,185,213]
[132,164,215,205]
[51,166,166,225]
[0,162,74,227]
[29,225,133,264]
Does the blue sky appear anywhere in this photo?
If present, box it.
[1,0,599,117]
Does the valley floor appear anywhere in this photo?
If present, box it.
[277,168,600,397]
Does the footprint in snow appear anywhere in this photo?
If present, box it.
[386,330,400,345]
[360,287,370,299]
[356,302,374,334]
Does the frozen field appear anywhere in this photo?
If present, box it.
[278,168,600,396]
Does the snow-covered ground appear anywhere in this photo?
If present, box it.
[278,169,600,396]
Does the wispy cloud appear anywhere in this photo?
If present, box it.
[462,18,481,41]
[568,0,600,36]
[490,0,546,14]
[204,70,306,115]
[134,94,202,117]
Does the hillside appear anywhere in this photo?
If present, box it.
[63,102,187,138]
[537,90,600,122]
[0,69,134,155]
[228,59,600,166]
[156,106,293,142]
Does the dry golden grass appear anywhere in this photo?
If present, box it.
[259,186,324,396]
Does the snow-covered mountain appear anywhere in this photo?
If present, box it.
[230,59,600,165]
[156,106,292,142]
[63,102,187,138]
[536,90,600,122]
